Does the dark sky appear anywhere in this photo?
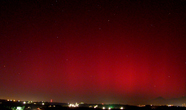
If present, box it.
[0,0,186,104]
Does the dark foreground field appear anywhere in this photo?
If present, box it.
[0,99,186,110]
[1,105,186,110]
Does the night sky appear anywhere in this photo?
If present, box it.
[0,0,186,104]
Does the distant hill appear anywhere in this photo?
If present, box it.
[148,96,186,106]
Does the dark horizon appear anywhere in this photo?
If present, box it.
[1,99,186,110]
[0,0,186,104]
[1,96,186,105]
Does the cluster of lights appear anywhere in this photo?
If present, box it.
[22,101,34,104]
[49,105,56,107]
[137,105,146,107]
[167,104,173,107]
[7,99,20,102]
[68,103,79,107]
[102,107,112,110]
[102,106,124,110]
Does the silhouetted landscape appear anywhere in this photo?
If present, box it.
[1,98,186,110]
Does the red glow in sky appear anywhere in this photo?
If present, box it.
[0,0,186,104]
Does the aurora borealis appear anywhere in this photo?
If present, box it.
[0,0,186,104]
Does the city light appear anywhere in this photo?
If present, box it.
[68,103,79,107]
[94,105,98,108]
[102,107,105,109]
[167,104,173,107]
[16,106,23,110]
